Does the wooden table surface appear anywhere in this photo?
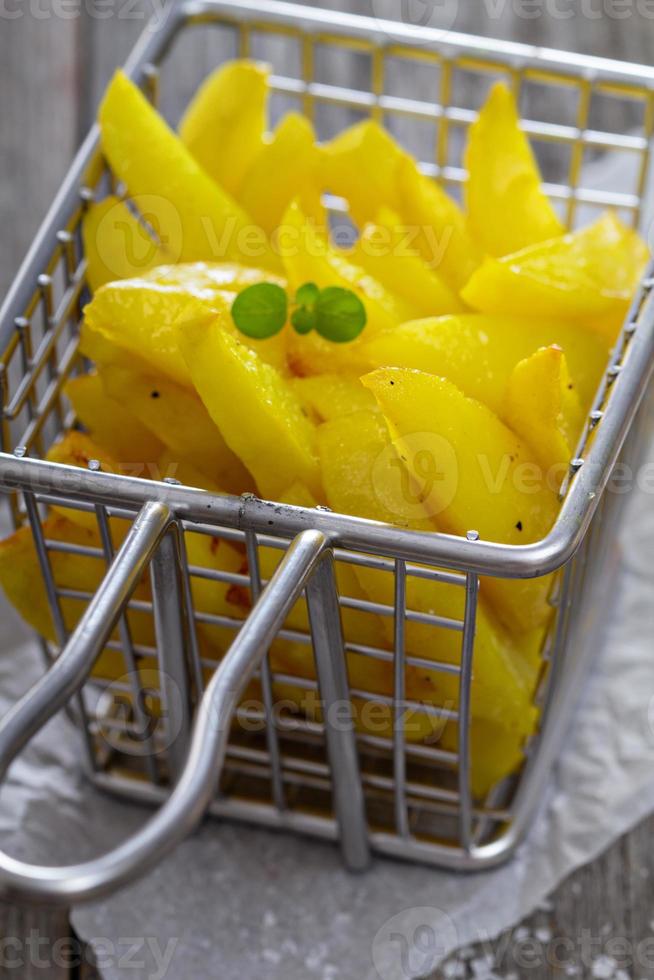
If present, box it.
[1,3,654,977]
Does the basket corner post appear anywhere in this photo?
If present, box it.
[306,549,371,874]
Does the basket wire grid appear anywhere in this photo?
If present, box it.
[0,0,653,907]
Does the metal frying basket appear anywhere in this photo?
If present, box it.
[1,0,654,911]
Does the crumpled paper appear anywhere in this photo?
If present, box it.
[2,150,654,980]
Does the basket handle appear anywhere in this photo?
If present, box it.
[0,506,366,905]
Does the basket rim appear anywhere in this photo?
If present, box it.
[185,0,654,86]
[0,439,645,580]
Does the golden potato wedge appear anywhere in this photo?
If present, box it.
[361,313,610,414]
[351,207,464,318]
[268,643,450,756]
[84,280,221,387]
[263,484,445,754]
[64,372,164,466]
[319,119,405,226]
[503,346,584,477]
[38,431,245,625]
[99,70,280,272]
[258,481,388,650]
[179,319,321,500]
[461,212,648,341]
[184,527,245,625]
[82,195,170,293]
[79,321,129,370]
[97,360,254,493]
[362,369,560,633]
[317,410,540,744]
[132,261,291,373]
[240,113,319,235]
[45,430,134,478]
[0,513,154,652]
[439,716,533,800]
[396,155,480,292]
[322,120,479,292]
[45,432,145,541]
[0,512,245,678]
[281,198,414,328]
[465,82,564,257]
[83,261,288,384]
[282,198,411,375]
[290,373,377,424]
[179,60,270,197]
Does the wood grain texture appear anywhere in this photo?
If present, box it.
[0,3,79,298]
[432,810,654,979]
[0,902,101,979]
[1,3,654,977]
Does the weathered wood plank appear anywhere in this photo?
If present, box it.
[0,901,100,979]
[0,3,78,299]
[432,811,654,979]
[0,5,84,971]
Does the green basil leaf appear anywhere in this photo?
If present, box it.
[291,307,316,335]
[314,286,367,343]
[295,282,319,310]
[231,283,288,339]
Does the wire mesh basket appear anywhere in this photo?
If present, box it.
[1,0,654,910]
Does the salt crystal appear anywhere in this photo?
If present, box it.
[263,911,277,929]
[471,953,497,976]
[591,955,618,979]
[514,926,530,942]
[443,960,466,978]
[535,927,552,943]
[601,922,613,936]
[281,938,298,956]
[305,944,328,971]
